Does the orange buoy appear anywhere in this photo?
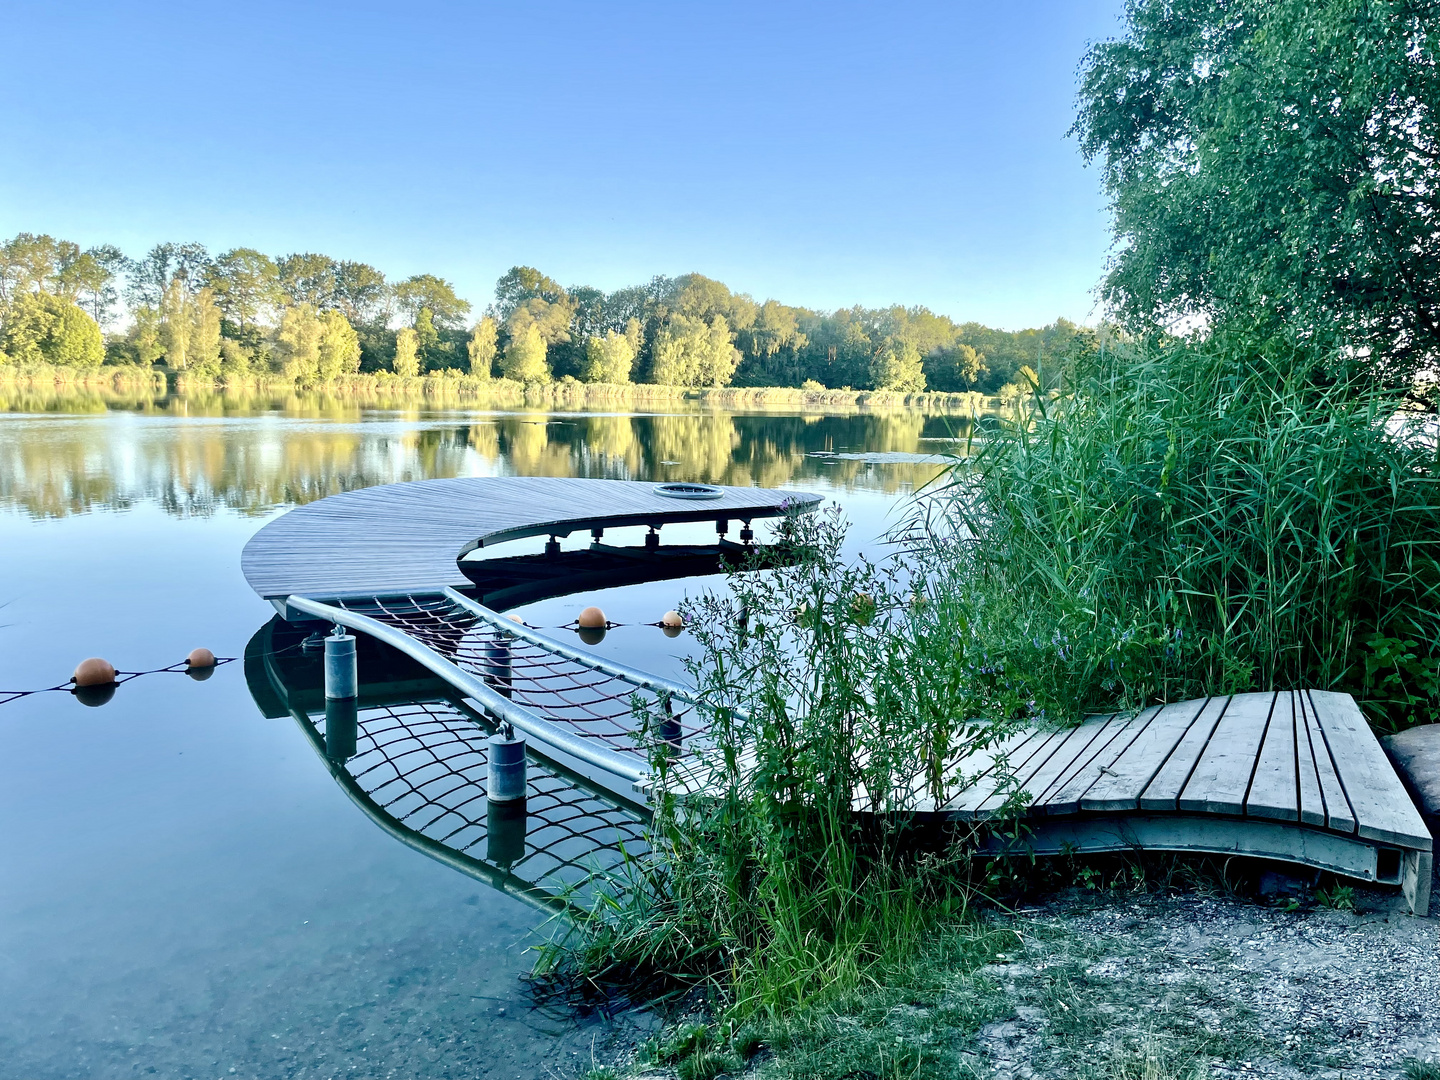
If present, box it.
[73,657,117,687]
[187,647,216,669]
[506,613,525,624]
[577,606,607,629]
[851,592,876,625]
[660,610,684,629]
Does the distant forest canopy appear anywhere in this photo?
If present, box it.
[0,233,1097,393]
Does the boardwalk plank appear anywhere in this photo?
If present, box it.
[1291,691,1327,828]
[1040,707,1161,816]
[1081,699,1208,812]
[1139,697,1231,811]
[1246,691,1298,822]
[1178,693,1275,815]
[993,716,1116,815]
[947,728,1068,819]
[1308,690,1430,849]
[1298,690,1357,834]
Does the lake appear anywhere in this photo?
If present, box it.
[0,391,958,1079]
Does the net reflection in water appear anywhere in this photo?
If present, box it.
[309,697,650,905]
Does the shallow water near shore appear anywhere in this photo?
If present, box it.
[0,399,948,1079]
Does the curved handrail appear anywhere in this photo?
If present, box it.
[285,595,649,784]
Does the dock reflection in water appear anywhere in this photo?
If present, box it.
[246,618,649,915]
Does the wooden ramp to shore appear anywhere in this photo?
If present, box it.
[933,692,1432,914]
[241,478,1433,914]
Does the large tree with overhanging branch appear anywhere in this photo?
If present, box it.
[1074,0,1440,404]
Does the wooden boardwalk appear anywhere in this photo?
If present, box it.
[240,478,1432,913]
[242,476,821,604]
[936,691,1431,914]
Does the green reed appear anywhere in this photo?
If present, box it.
[928,334,1440,732]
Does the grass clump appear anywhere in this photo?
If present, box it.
[929,335,1440,732]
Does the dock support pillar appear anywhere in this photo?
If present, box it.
[324,628,357,700]
[740,520,754,544]
[488,723,527,803]
[479,638,513,698]
[646,526,660,550]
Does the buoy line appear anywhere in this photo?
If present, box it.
[0,655,236,709]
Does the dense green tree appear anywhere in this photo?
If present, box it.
[333,261,388,325]
[75,245,127,325]
[650,315,740,387]
[501,322,548,381]
[0,233,65,310]
[206,249,281,333]
[159,277,192,369]
[392,326,420,377]
[128,242,209,308]
[494,266,567,320]
[467,317,497,378]
[1075,0,1440,401]
[275,304,324,380]
[188,287,223,374]
[125,305,164,366]
[317,309,361,379]
[393,274,470,329]
[869,337,926,392]
[923,343,987,391]
[0,291,104,367]
[581,329,635,383]
[278,253,338,310]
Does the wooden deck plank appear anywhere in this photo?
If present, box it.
[990,716,1116,815]
[1081,698,1208,812]
[1178,692,1275,815]
[1292,691,1328,828]
[1308,690,1430,849]
[1299,690,1358,834]
[946,727,1068,818]
[1139,696,1231,811]
[1039,706,1161,816]
[1246,691,1298,822]
[924,727,1046,814]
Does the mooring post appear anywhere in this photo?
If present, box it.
[479,637,513,698]
[646,525,660,550]
[487,722,527,803]
[657,695,683,750]
[324,625,357,700]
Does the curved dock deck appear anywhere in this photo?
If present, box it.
[242,476,819,603]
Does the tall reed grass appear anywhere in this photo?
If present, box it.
[929,336,1440,731]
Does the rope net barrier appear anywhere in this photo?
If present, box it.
[333,594,708,761]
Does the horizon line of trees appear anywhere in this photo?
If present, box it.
[0,233,1097,394]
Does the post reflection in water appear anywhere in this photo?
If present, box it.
[245,618,650,915]
[0,390,965,519]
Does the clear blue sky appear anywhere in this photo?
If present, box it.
[0,0,1125,330]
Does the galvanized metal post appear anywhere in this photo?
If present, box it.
[487,723,526,803]
[486,796,527,867]
[324,626,357,700]
[479,638,513,698]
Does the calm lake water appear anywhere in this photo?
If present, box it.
[0,392,955,1079]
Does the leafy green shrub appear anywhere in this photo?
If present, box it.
[929,336,1440,731]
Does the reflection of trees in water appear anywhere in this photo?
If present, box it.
[0,394,958,518]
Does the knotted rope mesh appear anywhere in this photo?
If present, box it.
[333,593,707,759]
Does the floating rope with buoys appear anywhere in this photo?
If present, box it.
[1,650,236,709]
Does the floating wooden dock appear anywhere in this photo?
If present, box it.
[242,476,820,604]
[242,478,1433,913]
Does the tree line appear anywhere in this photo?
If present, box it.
[0,234,1094,393]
